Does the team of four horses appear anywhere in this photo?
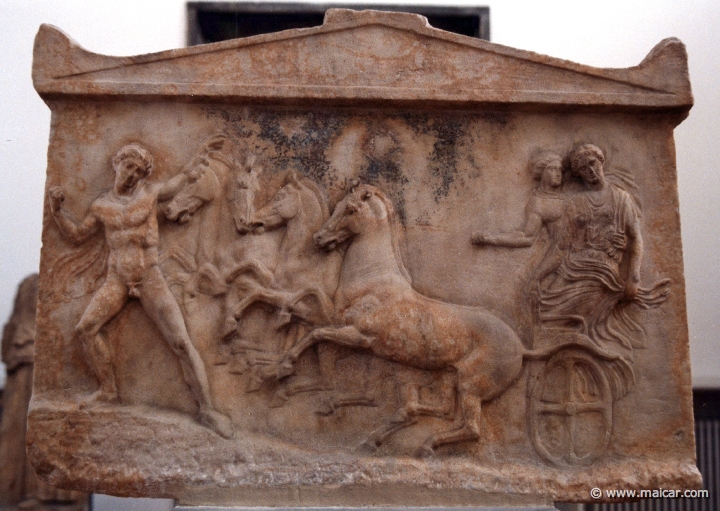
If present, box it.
[162,135,562,457]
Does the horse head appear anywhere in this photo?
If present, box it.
[164,156,223,224]
[250,170,323,234]
[315,181,412,283]
[313,183,390,252]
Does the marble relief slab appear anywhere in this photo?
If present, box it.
[28,9,699,506]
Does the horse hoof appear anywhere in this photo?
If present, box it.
[228,357,250,375]
[277,310,293,326]
[222,317,238,336]
[356,439,379,455]
[199,409,235,439]
[269,388,289,408]
[415,444,435,458]
[79,390,119,409]
[212,355,230,366]
[245,374,264,393]
[315,399,336,416]
[276,361,295,379]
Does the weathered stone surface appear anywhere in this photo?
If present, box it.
[0,275,87,510]
[28,9,699,505]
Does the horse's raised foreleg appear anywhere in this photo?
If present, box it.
[286,287,336,326]
[231,287,289,323]
[224,260,274,287]
[221,285,285,341]
[196,263,228,296]
[273,326,375,380]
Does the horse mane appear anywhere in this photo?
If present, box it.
[362,185,413,285]
[286,170,331,222]
[298,176,331,221]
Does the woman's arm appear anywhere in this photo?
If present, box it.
[472,210,543,248]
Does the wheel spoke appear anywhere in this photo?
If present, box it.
[574,401,608,414]
[568,412,577,458]
[536,401,567,415]
[563,359,575,401]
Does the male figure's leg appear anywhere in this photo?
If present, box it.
[140,266,233,438]
[75,274,128,404]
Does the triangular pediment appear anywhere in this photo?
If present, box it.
[33,9,692,109]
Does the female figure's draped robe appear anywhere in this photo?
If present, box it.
[538,185,669,361]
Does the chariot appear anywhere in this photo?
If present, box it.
[526,318,634,466]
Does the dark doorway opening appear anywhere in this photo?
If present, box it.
[187,3,490,45]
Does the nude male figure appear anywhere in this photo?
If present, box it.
[49,142,234,439]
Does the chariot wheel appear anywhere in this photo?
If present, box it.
[529,348,613,467]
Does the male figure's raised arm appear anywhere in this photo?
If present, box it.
[157,168,192,201]
[48,186,100,244]
[158,134,227,201]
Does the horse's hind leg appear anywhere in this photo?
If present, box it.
[363,370,457,451]
[360,379,421,452]
[405,369,456,420]
[416,390,481,458]
[264,326,374,381]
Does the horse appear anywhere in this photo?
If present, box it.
[161,138,275,294]
[159,136,236,301]
[269,183,527,456]
[228,172,376,411]
[229,170,338,325]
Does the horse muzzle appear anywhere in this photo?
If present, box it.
[314,231,342,252]
[164,196,203,223]
[164,204,192,224]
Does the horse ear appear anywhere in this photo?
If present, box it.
[367,194,388,220]
[244,152,257,171]
[349,178,361,192]
[362,190,372,201]
[286,169,301,187]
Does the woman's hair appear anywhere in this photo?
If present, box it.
[529,150,562,180]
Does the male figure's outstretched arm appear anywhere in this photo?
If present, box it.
[158,134,227,201]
